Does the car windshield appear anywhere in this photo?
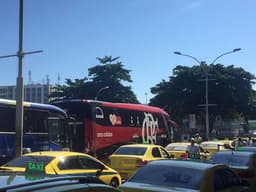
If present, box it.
[114,147,147,155]
[209,154,249,167]
[129,163,203,189]
[4,156,54,167]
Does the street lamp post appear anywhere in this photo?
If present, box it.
[0,0,43,157]
[145,92,148,105]
[93,86,109,157]
[174,48,241,140]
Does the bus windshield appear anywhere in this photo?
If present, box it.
[0,99,69,165]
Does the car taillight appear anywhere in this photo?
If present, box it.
[180,153,188,159]
[136,159,148,168]
[238,170,255,178]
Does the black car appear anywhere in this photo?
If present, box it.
[0,172,121,192]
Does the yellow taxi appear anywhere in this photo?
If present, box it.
[165,142,209,160]
[200,140,233,156]
[0,151,122,187]
[109,144,170,181]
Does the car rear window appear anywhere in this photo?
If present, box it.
[201,143,219,149]
[4,156,54,167]
[129,164,203,189]
[165,145,187,151]
[209,154,249,167]
[114,147,147,155]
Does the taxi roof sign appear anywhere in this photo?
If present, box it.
[25,162,45,175]
[236,147,245,151]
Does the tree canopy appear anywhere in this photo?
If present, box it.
[49,56,139,103]
[149,64,256,125]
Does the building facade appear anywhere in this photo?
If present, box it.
[0,84,53,104]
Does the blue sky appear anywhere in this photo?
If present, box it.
[0,0,255,103]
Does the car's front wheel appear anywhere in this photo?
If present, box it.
[109,178,119,187]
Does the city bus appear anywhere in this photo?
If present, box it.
[0,99,69,165]
[52,99,177,159]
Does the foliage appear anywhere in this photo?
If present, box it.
[49,56,139,103]
[149,64,256,127]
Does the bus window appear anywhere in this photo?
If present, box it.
[24,110,48,133]
[48,116,69,147]
[0,108,15,132]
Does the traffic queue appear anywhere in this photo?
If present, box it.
[0,136,255,192]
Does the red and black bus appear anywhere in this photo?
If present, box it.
[52,99,176,158]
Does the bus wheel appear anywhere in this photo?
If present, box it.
[110,178,119,187]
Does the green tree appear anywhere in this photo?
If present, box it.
[49,56,139,103]
[88,56,139,103]
[49,77,89,100]
[149,64,256,130]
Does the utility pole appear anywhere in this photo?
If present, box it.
[145,92,148,105]
[0,0,42,157]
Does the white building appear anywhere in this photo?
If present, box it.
[0,83,53,104]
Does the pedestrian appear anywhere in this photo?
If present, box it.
[247,137,253,146]
[194,133,202,144]
[235,137,243,150]
[186,138,200,159]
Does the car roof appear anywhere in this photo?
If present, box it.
[118,144,162,148]
[23,151,89,158]
[148,159,223,170]
[0,174,107,191]
[166,142,190,146]
[201,141,226,144]
[165,142,201,147]
[213,150,255,156]
[240,146,256,148]
[238,146,256,150]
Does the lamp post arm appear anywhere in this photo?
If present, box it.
[175,53,201,65]
[211,51,233,65]
[211,48,241,65]
[95,86,109,100]
[182,54,201,65]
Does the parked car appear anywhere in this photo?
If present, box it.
[165,142,209,160]
[0,173,121,192]
[0,151,121,187]
[118,159,249,192]
[209,151,256,191]
[109,144,170,180]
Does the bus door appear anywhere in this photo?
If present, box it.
[68,121,85,153]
